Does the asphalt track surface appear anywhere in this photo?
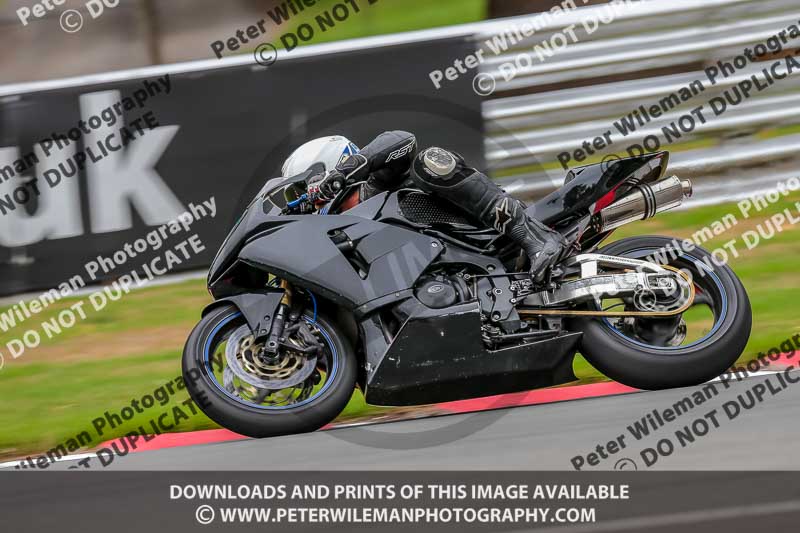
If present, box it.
[49,371,800,471]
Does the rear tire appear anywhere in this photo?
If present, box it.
[569,236,752,390]
[182,304,357,438]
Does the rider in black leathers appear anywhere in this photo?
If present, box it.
[308,130,567,283]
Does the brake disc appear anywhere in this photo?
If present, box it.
[224,324,317,390]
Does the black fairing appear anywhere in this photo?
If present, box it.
[208,187,506,306]
[208,190,444,309]
[363,299,579,405]
[207,166,324,291]
[239,216,442,309]
[528,152,669,228]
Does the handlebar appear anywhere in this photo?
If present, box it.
[281,192,319,215]
[286,194,309,209]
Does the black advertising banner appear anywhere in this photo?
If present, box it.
[0,37,485,296]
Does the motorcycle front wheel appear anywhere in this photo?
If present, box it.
[569,235,752,390]
[182,304,357,438]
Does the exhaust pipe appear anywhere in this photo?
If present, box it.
[597,176,692,232]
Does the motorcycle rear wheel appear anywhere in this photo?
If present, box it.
[182,304,357,438]
[569,235,752,390]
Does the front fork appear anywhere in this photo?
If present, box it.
[264,279,292,355]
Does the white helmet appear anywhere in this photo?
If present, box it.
[281,136,360,177]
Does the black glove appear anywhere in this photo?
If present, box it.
[336,153,369,182]
[307,170,346,203]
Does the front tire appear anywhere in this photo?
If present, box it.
[182,304,357,438]
[570,236,752,390]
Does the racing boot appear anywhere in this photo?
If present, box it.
[411,147,567,283]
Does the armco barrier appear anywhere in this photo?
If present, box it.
[480,0,800,204]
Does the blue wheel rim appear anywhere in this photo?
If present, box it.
[601,247,728,352]
[203,312,339,410]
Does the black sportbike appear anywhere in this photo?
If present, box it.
[183,151,751,438]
